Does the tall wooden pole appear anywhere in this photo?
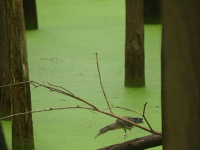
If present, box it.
[161,0,200,149]
[3,0,35,149]
[125,0,145,87]
[0,0,12,120]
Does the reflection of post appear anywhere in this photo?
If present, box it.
[162,0,200,149]
[0,122,7,150]
[0,0,11,120]
[4,0,35,149]
[125,0,145,87]
[23,0,38,30]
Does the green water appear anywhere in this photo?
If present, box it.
[2,0,162,149]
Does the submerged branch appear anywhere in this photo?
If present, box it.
[97,134,162,150]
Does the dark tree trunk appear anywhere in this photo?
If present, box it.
[23,0,38,30]
[0,122,8,150]
[125,0,145,87]
[144,0,161,24]
[0,0,11,120]
[3,0,35,149]
[161,0,200,150]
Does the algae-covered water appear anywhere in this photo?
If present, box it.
[2,0,162,149]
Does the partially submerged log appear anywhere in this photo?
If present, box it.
[97,134,162,150]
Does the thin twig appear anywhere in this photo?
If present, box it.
[110,104,157,134]
[100,111,162,135]
[47,82,74,96]
[111,105,143,115]
[143,102,147,115]
[142,102,154,133]
[33,81,98,110]
[0,106,95,120]
[94,53,113,114]
[0,80,98,110]
[74,116,97,131]
[89,110,98,115]
[0,80,31,88]
[74,106,116,131]
[112,103,155,134]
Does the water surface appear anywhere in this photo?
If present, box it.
[2,0,162,149]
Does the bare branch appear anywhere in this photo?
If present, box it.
[0,80,161,135]
[97,134,162,150]
[143,102,147,115]
[142,102,154,133]
[0,80,98,115]
[110,104,161,135]
[36,81,98,109]
[93,52,113,114]
[0,106,95,120]
[47,82,74,96]
[74,106,115,131]
[74,116,97,131]
[111,103,155,134]
[111,105,143,115]
[0,80,31,88]
[100,111,162,135]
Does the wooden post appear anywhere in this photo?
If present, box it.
[162,0,200,149]
[125,0,145,87]
[0,0,11,120]
[3,0,35,149]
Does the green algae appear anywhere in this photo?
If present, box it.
[2,0,162,149]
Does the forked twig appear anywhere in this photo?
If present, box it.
[111,103,155,133]
[142,102,154,132]
[47,82,74,96]
[31,80,98,110]
[94,53,113,114]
